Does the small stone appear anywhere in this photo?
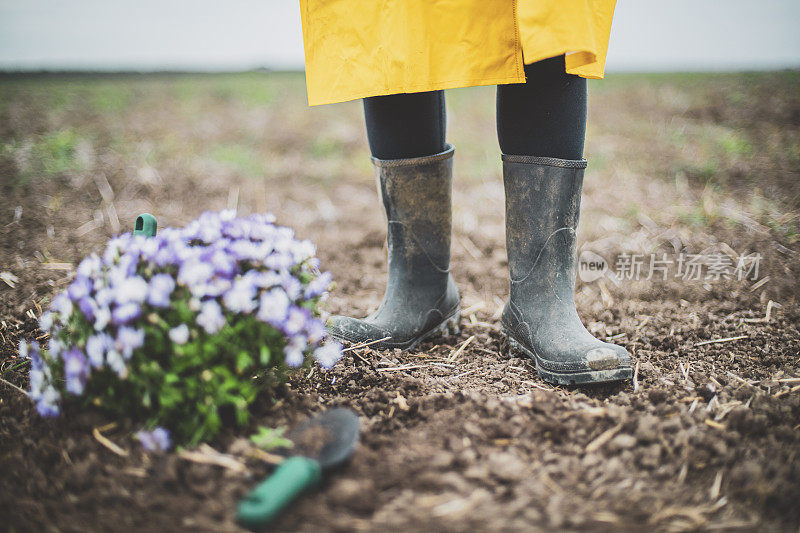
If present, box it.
[429,451,454,469]
[661,416,683,434]
[699,382,717,401]
[464,463,489,480]
[328,478,375,514]
[648,389,668,404]
[227,438,251,455]
[635,414,659,442]
[639,443,662,469]
[488,451,526,482]
[609,434,637,451]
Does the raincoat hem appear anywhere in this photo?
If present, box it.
[306,74,527,106]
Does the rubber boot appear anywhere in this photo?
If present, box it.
[501,155,632,384]
[327,144,461,350]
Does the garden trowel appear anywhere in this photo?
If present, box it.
[236,408,360,530]
[133,213,157,237]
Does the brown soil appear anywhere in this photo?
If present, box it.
[1,72,799,532]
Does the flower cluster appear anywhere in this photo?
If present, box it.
[135,427,172,452]
[20,210,341,447]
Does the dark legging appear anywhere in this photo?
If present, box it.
[363,55,586,160]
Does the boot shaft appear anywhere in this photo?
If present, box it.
[373,144,454,281]
[502,155,586,293]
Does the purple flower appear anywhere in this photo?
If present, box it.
[112,301,141,325]
[29,368,47,399]
[283,337,306,367]
[136,427,171,452]
[62,348,89,395]
[305,318,327,344]
[304,271,332,299]
[168,324,190,345]
[77,255,101,278]
[280,275,302,300]
[94,288,114,307]
[256,288,290,325]
[67,275,93,302]
[102,234,131,265]
[116,327,145,359]
[274,227,294,245]
[110,254,138,283]
[178,260,214,288]
[93,306,111,331]
[86,333,113,368]
[197,300,226,334]
[290,240,316,263]
[22,341,56,413]
[105,348,127,377]
[193,278,232,298]
[284,307,310,336]
[228,240,264,262]
[219,208,236,222]
[35,386,61,417]
[244,270,281,289]
[148,273,175,308]
[37,311,53,333]
[205,249,236,278]
[50,293,73,317]
[154,245,178,267]
[314,342,342,369]
[138,236,160,260]
[48,337,64,359]
[222,279,257,313]
[78,297,96,323]
[248,224,276,243]
[28,341,40,361]
[197,223,222,243]
[265,252,295,271]
[249,212,276,226]
[113,275,148,304]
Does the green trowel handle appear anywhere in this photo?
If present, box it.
[236,456,322,529]
[133,213,157,237]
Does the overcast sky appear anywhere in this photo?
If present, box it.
[0,0,798,72]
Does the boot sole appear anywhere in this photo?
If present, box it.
[332,310,461,352]
[505,332,632,386]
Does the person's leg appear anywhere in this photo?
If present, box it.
[496,55,586,159]
[364,90,446,159]
[496,56,632,384]
[327,90,460,350]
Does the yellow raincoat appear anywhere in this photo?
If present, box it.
[299,0,617,106]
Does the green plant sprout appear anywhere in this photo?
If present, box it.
[250,426,294,452]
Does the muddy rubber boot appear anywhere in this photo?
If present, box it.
[501,155,632,385]
[327,144,460,350]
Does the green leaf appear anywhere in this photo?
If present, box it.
[259,345,271,366]
[236,350,254,372]
[250,426,293,452]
